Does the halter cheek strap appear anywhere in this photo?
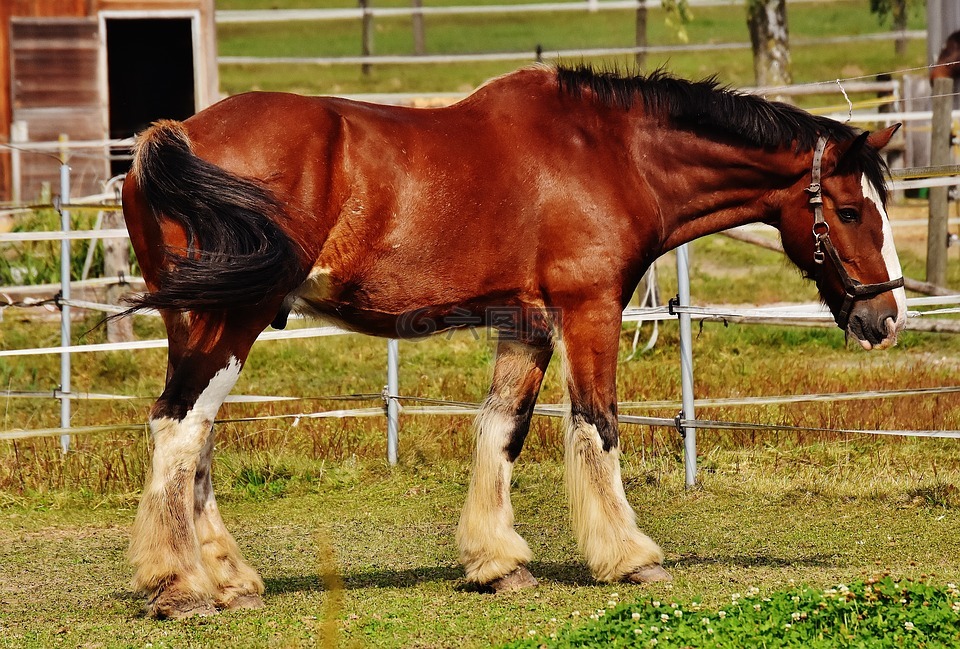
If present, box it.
[805,135,904,330]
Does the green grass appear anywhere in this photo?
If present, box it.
[3,448,960,647]
[506,578,960,647]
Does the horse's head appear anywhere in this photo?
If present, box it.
[779,124,906,350]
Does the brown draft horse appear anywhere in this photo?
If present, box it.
[121,64,906,618]
[932,30,960,83]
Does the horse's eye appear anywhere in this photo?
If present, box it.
[837,208,859,223]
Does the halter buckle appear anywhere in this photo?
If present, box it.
[805,182,822,205]
[813,245,825,266]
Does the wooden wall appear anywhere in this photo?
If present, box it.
[0,1,91,200]
[0,0,218,201]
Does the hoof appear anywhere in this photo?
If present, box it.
[486,566,539,593]
[624,563,673,584]
[224,594,265,611]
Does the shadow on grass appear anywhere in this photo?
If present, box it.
[266,565,462,594]
[671,553,839,569]
[266,561,597,594]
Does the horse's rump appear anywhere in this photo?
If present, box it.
[124,119,307,314]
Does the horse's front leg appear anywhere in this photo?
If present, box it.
[130,318,265,618]
[457,340,552,592]
[561,304,672,584]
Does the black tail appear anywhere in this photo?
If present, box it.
[125,120,306,313]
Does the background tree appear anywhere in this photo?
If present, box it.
[869,0,917,57]
[747,0,791,87]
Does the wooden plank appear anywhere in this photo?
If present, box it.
[9,17,109,200]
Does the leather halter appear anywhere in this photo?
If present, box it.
[805,135,904,330]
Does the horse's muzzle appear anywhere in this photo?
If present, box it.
[848,312,902,351]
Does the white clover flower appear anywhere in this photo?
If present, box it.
[707,628,714,635]
[611,593,619,598]
[948,583,956,590]
[718,611,727,619]
[785,623,792,630]
[649,640,658,647]
[650,626,660,633]
[550,617,557,623]
[607,601,617,608]
[661,613,670,622]
[953,602,960,613]
[653,601,661,607]
[634,629,642,635]
[753,604,761,611]
[571,610,581,617]
[731,593,741,601]
[900,599,907,605]
[701,617,710,626]
[674,610,683,618]
[632,612,642,620]
[671,603,679,609]
[590,614,599,621]
[748,587,760,596]
[904,621,915,631]
[763,597,771,602]
[791,596,800,603]
[528,630,537,636]
[791,611,802,620]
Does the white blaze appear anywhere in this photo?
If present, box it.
[861,174,907,329]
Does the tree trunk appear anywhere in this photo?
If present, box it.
[892,0,907,57]
[746,0,792,87]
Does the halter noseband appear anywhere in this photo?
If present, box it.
[805,135,904,330]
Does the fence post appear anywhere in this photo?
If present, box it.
[412,0,425,55]
[58,136,72,454]
[10,121,27,204]
[928,76,953,287]
[360,0,374,76]
[676,244,696,488]
[635,0,647,69]
[386,338,399,465]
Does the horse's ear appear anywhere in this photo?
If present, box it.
[823,131,870,175]
[825,124,901,175]
[866,123,901,151]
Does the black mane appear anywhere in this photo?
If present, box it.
[555,65,889,201]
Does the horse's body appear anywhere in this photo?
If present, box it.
[121,65,906,618]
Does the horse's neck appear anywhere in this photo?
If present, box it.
[644,133,808,252]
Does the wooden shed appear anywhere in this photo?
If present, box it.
[0,0,219,202]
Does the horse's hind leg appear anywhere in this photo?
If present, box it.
[130,313,267,618]
[194,429,265,610]
[457,340,552,592]
[560,306,671,584]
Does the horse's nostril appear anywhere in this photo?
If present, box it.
[848,314,867,341]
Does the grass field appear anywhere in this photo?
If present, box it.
[215,1,928,98]
[4,0,960,646]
